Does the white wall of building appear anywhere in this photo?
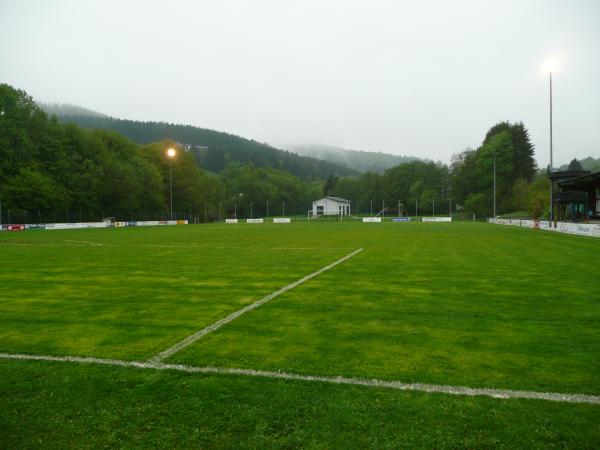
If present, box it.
[312,198,351,215]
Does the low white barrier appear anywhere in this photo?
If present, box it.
[489,218,600,238]
[133,220,185,226]
[247,218,264,224]
[273,218,291,223]
[363,217,382,223]
[422,217,452,222]
[23,220,188,231]
[45,222,109,230]
[551,221,600,237]
[225,219,238,224]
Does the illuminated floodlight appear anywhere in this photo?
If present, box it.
[167,148,176,158]
[540,58,559,74]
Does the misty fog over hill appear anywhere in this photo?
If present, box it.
[290,144,421,173]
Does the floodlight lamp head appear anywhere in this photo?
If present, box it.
[167,148,176,158]
[541,58,559,74]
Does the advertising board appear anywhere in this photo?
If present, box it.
[422,217,452,222]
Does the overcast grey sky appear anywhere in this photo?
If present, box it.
[1,0,599,166]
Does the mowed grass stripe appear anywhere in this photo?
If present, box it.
[0,225,352,359]
[2,352,599,404]
[171,223,600,395]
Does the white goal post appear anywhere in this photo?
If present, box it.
[307,209,347,220]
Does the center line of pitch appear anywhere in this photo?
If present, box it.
[148,247,364,364]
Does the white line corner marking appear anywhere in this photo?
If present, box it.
[149,247,364,364]
[1,352,598,405]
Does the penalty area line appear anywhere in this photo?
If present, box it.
[1,352,599,405]
[148,247,364,364]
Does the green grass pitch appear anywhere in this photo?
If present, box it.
[1,222,599,448]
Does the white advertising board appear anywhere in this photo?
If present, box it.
[226,219,238,224]
[489,218,600,238]
[135,221,160,227]
[273,218,291,223]
[362,217,382,223]
[422,217,452,222]
[247,218,264,224]
[554,222,600,237]
[45,222,108,230]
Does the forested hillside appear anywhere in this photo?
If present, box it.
[0,85,323,222]
[2,84,548,223]
[290,144,420,173]
[41,104,356,179]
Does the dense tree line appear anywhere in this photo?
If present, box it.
[0,84,324,222]
[322,121,540,217]
[327,161,449,215]
[450,122,538,217]
[1,84,553,223]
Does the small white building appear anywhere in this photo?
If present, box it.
[312,196,352,216]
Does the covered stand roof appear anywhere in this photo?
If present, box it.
[553,191,587,203]
[558,171,600,191]
[549,170,590,182]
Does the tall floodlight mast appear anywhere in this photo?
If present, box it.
[541,58,558,226]
[166,148,177,220]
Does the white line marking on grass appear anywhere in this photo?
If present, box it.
[64,239,103,246]
[148,247,364,363]
[1,352,598,405]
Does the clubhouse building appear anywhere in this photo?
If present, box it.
[552,170,600,222]
[312,197,352,216]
